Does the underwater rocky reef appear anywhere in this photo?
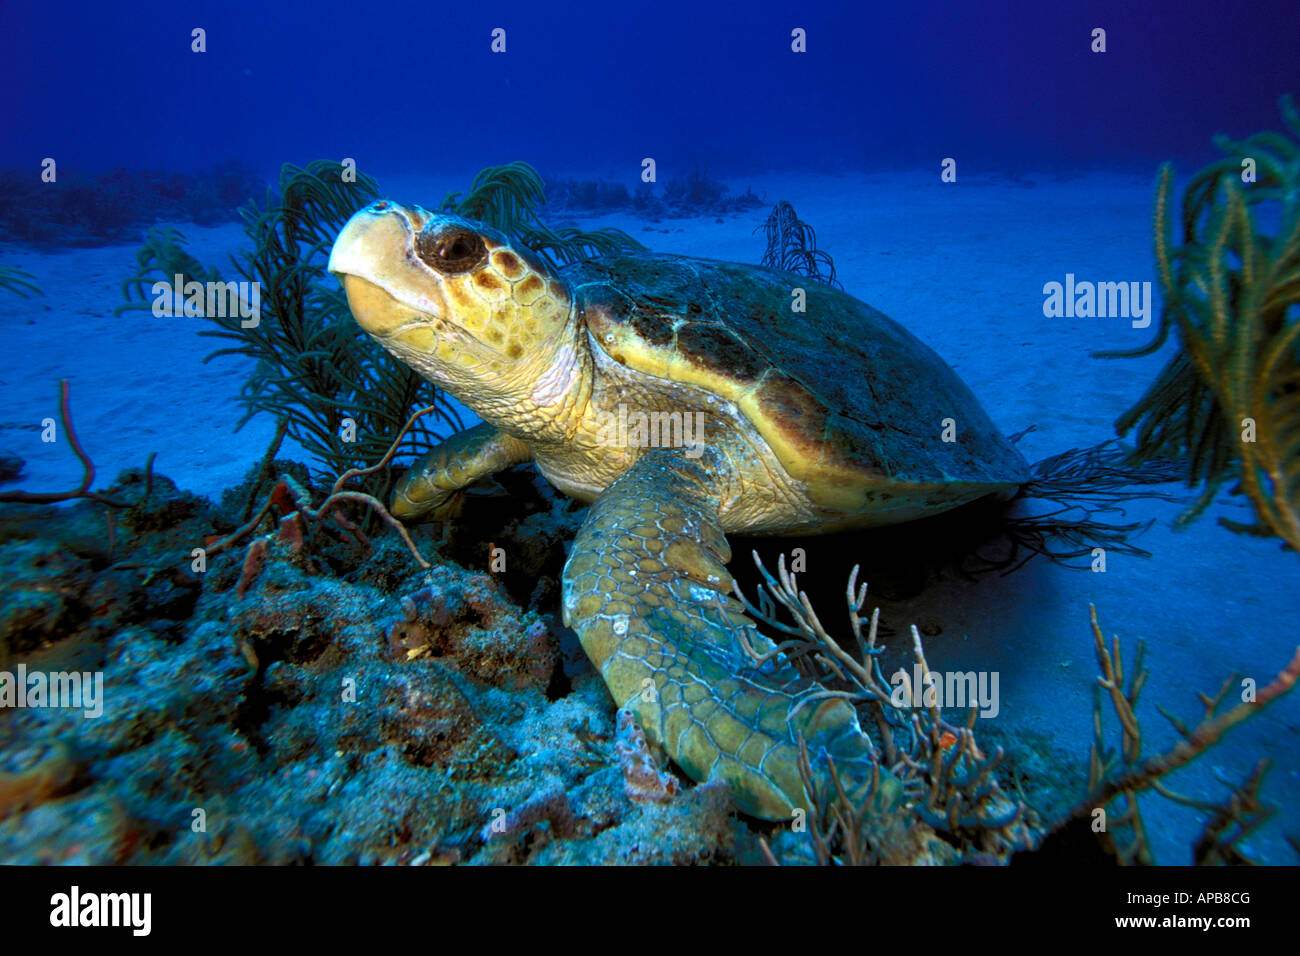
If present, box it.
[0,462,761,865]
[0,161,265,248]
[544,169,763,220]
[0,447,1292,865]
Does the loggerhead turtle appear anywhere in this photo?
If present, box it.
[328,201,1030,819]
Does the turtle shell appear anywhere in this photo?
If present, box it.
[565,253,1030,513]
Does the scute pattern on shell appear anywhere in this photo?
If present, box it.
[565,253,1030,506]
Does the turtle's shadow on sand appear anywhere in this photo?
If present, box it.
[730,496,1052,631]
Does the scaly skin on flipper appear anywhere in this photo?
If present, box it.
[392,422,532,521]
[561,447,894,819]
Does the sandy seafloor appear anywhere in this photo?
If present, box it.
[2,168,1296,864]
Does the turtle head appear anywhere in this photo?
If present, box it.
[329,201,581,429]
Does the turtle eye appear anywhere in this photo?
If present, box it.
[417,228,486,274]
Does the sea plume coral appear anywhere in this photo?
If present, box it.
[1099,94,1300,552]
[736,554,1037,865]
[1049,605,1300,865]
[441,160,645,267]
[740,555,1298,866]
[756,200,841,288]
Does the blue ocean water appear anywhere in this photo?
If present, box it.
[0,0,1297,870]
[4,0,1296,178]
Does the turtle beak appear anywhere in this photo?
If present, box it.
[329,202,441,336]
[330,201,401,270]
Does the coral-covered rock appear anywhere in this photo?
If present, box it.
[0,540,93,654]
[0,468,756,866]
[616,708,680,804]
[0,741,76,821]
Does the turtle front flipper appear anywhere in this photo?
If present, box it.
[392,422,532,521]
[562,448,892,820]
